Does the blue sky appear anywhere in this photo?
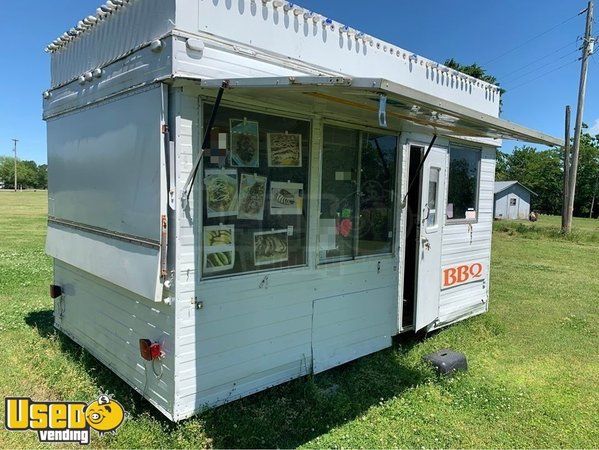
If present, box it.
[0,0,596,163]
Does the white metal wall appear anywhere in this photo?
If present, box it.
[53,260,176,419]
[171,89,400,420]
[49,0,175,87]
[175,0,501,116]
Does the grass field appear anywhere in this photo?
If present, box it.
[0,191,598,448]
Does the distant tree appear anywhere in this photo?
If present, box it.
[444,58,506,111]
[495,150,510,181]
[0,157,48,189]
[36,164,48,190]
[497,136,599,217]
[574,134,599,218]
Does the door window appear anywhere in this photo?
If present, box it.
[426,167,440,229]
[319,124,397,263]
[446,144,481,222]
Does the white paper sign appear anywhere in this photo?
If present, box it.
[270,181,304,215]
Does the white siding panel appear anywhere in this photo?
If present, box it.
[312,287,395,373]
[53,261,175,419]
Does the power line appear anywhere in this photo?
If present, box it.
[496,39,579,79]
[482,10,585,66]
[502,47,581,84]
[505,58,579,92]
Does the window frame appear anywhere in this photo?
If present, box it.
[445,141,482,225]
[197,97,314,282]
[317,119,401,266]
[425,166,441,233]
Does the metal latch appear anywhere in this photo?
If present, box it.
[421,237,431,251]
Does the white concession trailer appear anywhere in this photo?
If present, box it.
[43,0,563,421]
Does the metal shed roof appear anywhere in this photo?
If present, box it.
[195,76,564,147]
[494,181,538,196]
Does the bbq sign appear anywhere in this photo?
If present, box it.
[442,261,485,289]
[4,394,125,445]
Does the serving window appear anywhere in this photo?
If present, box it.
[318,124,398,263]
[447,143,481,222]
[201,103,310,278]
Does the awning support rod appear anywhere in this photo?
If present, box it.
[181,81,228,209]
[378,94,388,128]
[401,134,437,208]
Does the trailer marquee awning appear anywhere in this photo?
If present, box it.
[191,76,563,147]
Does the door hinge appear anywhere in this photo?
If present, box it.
[161,124,169,134]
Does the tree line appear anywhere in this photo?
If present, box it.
[0,156,48,190]
[496,132,599,218]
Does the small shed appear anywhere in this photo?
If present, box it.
[494,181,536,220]
[42,0,562,421]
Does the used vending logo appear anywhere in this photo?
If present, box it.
[4,394,125,445]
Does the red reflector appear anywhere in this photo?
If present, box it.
[139,339,163,361]
[50,285,62,299]
[150,343,162,360]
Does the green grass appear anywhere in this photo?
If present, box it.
[494,215,599,244]
[0,191,598,448]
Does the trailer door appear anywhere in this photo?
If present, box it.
[414,147,447,331]
[508,194,519,219]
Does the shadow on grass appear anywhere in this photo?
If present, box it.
[26,309,433,448]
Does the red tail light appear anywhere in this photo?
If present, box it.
[139,339,163,361]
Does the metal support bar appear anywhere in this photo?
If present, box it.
[378,94,388,128]
[181,81,228,209]
[401,134,438,208]
[48,217,161,249]
[160,214,168,278]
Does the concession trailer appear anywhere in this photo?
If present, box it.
[43,0,563,421]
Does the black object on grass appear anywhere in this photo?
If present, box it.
[423,349,468,375]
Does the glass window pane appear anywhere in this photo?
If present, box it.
[447,144,480,221]
[201,104,310,278]
[319,125,360,263]
[357,133,397,256]
[427,168,439,228]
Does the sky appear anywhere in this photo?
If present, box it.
[0,0,597,164]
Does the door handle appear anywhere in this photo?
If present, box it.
[422,204,430,220]
[421,237,431,251]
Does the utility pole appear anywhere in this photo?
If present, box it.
[561,105,571,231]
[565,0,594,232]
[12,139,18,192]
[591,176,598,218]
